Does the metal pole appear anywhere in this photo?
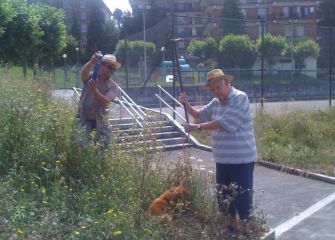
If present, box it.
[75,48,79,87]
[143,9,147,83]
[260,19,265,108]
[173,41,189,123]
[329,27,332,106]
[290,20,294,83]
[172,13,176,119]
[125,25,129,89]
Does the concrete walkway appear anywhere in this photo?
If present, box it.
[163,148,335,240]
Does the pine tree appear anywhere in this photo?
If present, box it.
[221,0,245,36]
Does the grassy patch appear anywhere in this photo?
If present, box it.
[0,73,266,239]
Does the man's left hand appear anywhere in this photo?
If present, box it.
[182,123,198,133]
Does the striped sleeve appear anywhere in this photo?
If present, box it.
[198,99,215,122]
[216,94,250,132]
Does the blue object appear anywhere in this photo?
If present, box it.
[92,51,103,81]
[180,64,191,71]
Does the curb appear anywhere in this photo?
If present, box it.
[262,229,275,240]
[257,160,335,185]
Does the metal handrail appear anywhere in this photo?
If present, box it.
[155,94,187,122]
[156,85,188,123]
[72,87,82,98]
[72,86,145,128]
[121,96,144,120]
[115,96,143,128]
[157,85,183,107]
[117,85,147,117]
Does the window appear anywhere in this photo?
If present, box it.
[80,0,86,9]
[241,9,247,18]
[296,6,302,18]
[81,11,86,21]
[296,26,304,37]
[258,8,267,19]
[81,23,87,33]
[192,28,197,36]
[284,25,293,37]
[283,7,290,18]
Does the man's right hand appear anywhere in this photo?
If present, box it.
[90,52,100,64]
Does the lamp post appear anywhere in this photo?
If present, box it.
[75,47,80,87]
[289,19,298,82]
[62,53,67,88]
[138,4,151,82]
[161,46,166,80]
[161,46,166,62]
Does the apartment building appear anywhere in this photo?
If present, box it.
[130,0,321,54]
[240,0,320,40]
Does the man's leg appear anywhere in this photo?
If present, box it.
[216,163,239,229]
[229,162,254,220]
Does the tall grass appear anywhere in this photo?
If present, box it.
[0,72,266,239]
[254,109,335,176]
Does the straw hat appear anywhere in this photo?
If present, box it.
[204,69,234,88]
[102,54,121,69]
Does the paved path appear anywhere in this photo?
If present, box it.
[163,148,335,240]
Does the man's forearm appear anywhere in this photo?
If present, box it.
[184,102,199,119]
[81,60,94,81]
[92,88,110,106]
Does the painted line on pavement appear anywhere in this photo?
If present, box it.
[273,191,335,238]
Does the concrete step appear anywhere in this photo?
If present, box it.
[112,120,171,130]
[112,125,176,135]
[117,143,193,153]
[109,116,165,125]
[116,131,182,142]
[116,137,188,148]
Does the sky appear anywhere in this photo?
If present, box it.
[103,0,132,13]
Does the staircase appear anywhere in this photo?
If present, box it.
[110,114,193,151]
[73,85,206,152]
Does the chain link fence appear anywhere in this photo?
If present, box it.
[113,13,335,106]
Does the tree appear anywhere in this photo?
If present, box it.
[86,1,107,56]
[0,0,41,77]
[101,19,120,54]
[86,0,119,58]
[218,34,256,68]
[30,4,67,67]
[293,39,320,69]
[317,0,335,68]
[256,34,287,67]
[187,37,218,66]
[221,0,245,36]
[319,0,335,27]
[115,40,156,67]
[0,0,15,38]
[0,0,67,78]
[113,8,123,29]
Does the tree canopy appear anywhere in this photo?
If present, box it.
[221,0,245,36]
[218,34,256,68]
[256,34,287,67]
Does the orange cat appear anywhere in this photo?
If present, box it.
[149,186,188,216]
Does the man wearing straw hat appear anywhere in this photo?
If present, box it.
[78,52,121,146]
[179,69,257,231]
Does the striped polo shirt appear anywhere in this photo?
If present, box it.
[198,87,257,164]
